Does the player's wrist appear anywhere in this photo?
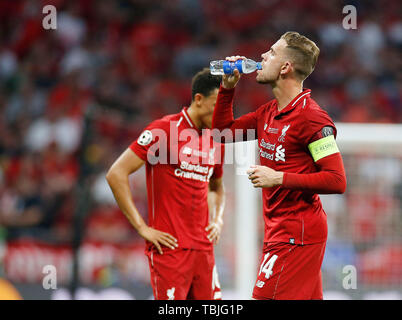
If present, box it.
[275,172,284,186]
[221,82,234,90]
[136,223,149,234]
[214,217,223,227]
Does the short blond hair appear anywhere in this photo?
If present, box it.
[281,31,320,80]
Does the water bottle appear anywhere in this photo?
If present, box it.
[210,58,262,75]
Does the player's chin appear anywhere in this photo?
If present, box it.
[256,77,270,84]
[256,73,270,84]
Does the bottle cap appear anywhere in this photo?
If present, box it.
[256,62,262,70]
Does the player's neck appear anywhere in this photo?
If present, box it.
[272,79,303,111]
[186,105,202,130]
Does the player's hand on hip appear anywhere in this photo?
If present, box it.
[205,218,223,245]
[137,225,178,254]
[247,165,284,188]
[221,55,245,89]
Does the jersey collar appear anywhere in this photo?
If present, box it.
[181,107,199,130]
[274,89,311,118]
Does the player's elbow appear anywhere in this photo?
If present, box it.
[340,175,347,194]
[322,171,347,194]
[105,166,121,186]
[334,174,347,194]
[105,169,114,186]
[211,127,235,144]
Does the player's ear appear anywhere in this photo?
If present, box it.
[280,61,292,76]
[193,93,204,107]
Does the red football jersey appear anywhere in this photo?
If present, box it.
[130,107,224,252]
[215,87,336,245]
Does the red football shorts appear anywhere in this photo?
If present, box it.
[147,248,221,300]
[252,241,326,300]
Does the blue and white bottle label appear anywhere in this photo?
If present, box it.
[222,60,244,74]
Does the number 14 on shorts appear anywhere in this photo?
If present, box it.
[259,253,278,279]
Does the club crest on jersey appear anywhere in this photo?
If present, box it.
[137,130,153,146]
[278,125,290,142]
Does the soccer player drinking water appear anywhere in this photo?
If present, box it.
[212,32,347,300]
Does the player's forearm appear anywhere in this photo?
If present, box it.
[283,171,346,194]
[210,192,225,225]
[212,86,259,143]
[106,171,147,231]
[212,85,236,131]
[208,183,225,225]
[282,153,347,194]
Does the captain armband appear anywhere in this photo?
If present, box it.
[308,135,340,162]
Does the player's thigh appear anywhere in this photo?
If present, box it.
[252,243,295,300]
[252,242,326,300]
[276,242,326,299]
[147,249,194,300]
[188,250,221,300]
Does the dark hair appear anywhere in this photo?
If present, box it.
[191,68,222,101]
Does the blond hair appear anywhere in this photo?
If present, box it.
[281,31,320,80]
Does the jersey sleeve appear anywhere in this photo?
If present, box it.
[299,104,340,162]
[212,85,260,142]
[129,119,170,163]
[282,152,347,194]
[300,105,337,146]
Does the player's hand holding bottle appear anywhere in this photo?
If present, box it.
[222,55,244,89]
[211,55,261,89]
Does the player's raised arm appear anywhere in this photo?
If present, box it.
[106,149,178,254]
[212,57,259,142]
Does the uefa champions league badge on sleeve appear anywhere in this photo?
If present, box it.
[138,130,153,146]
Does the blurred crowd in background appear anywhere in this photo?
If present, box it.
[0,0,401,296]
